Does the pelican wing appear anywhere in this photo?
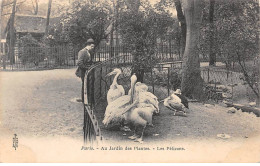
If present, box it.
[107,84,125,104]
[175,94,189,108]
[138,92,159,112]
[167,100,185,112]
[103,95,132,126]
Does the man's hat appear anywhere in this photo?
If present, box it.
[87,38,95,44]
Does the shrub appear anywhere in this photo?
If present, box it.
[17,34,45,66]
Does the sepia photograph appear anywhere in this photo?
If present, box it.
[0,0,259,163]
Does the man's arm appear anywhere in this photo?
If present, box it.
[77,50,88,68]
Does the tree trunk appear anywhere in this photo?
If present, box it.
[114,0,119,56]
[126,0,140,11]
[126,0,144,81]
[181,0,205,100]
[9,0,17,65]
[110,23,114,57]
[45,0,52,36]
[0,0,2,41]
[209,0,216,66]
[174,0,186,56]
[34,0,38,15]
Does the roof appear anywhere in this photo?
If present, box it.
[13,14,60,33]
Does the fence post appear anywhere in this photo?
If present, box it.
[74,47,76,66]
[207,68,210,83]
[167,67,170,96]
[151,68,154,94]
[92,68,95,108]
[227,70,229,80]
[231,72,234,104]
[100,66,102,98]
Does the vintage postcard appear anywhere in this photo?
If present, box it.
[0,0,260,163]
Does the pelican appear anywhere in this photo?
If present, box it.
[106,68,125,104]
[102,74,137,127]
[128,82,159,111]
[163,89,189,116]
[125,95,159,143]
[131,82,159,113]
[127,82,148,96]
[121,82,159,143]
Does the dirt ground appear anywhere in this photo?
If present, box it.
[0,68,260,163]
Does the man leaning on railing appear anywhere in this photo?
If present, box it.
[75,38,95,104]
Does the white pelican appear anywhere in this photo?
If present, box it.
[128,82,159,112]
[138,91,159,113]
[127,82,148,96]
[122,83,160,143]
[102,74,137,127]
[124,98,159,143]
[163,89,189,115]
[106,68,125,104]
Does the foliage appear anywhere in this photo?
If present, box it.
[198,0,259,103]
[45,0,113,48]
[117,0,175,81]
[17,34,45,66]
[217,0,259,101]
[144,69,181,90]
[199,0,259,66]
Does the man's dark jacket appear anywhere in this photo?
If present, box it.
[75,48,92,79]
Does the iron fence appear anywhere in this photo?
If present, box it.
[2,42,228,71]
[1,45,77,70]
[201,67,247,102]
[82,54,185,144]
[0,43,184,70]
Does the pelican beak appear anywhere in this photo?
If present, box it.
[106,71,116,77]
[155,105,160,113]
[130,74,137,103]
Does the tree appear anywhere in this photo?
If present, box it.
[48,0,113,48]
[199,0,259,104]
[17,34,45,66]
[32,0,38,15]
[157,0,186,56]
[174,0,186,56]
[0,0,3,41]
[9,0,17,65]
[214,0,259,105]
[45,0,52,36]
[117,0,175,82]
[208,0,215,66]
[181,0,205,100]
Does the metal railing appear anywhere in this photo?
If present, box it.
[82,54,134,145]
[82,54,185,144]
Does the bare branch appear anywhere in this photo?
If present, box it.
[237,52,259,98]
[17,0,27,6]
[3,0,26,7]
[1,11,14,16]
[1,0,27,16]
[2,1,14,7]
[31,0,36,12]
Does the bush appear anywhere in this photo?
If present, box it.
[144,68,181,90]
[17,34,45,66]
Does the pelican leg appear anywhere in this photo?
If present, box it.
[128,126,137,140]
[166,106,177,116]
[134,123,147,144]
[148,123,154,127]
[179,107,188,116]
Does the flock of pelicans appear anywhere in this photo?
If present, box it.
[102,68,189,143]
